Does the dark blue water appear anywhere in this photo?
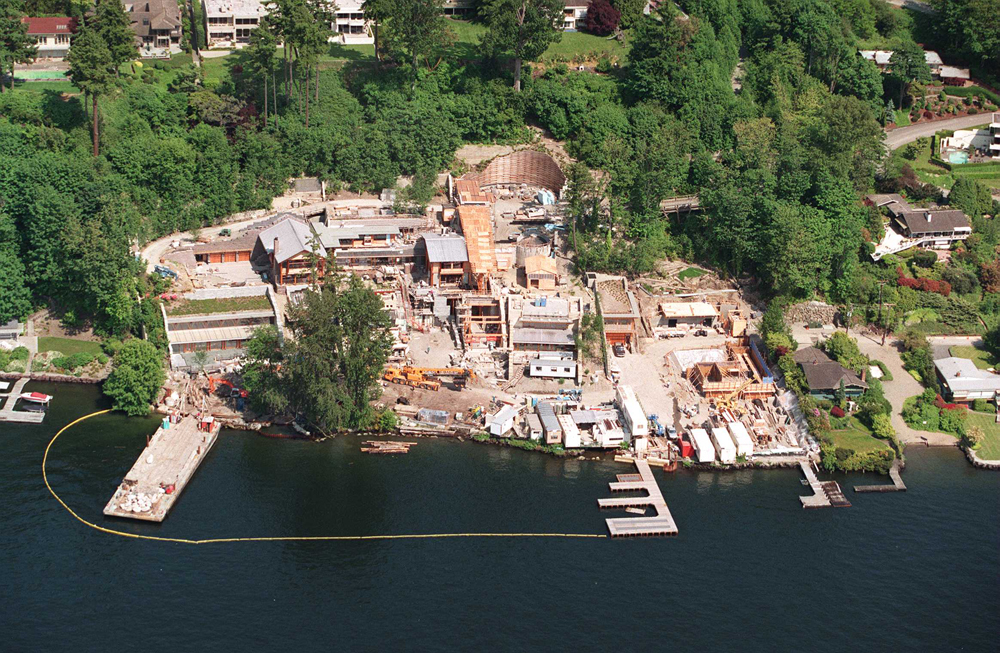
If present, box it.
[2,383,998,651]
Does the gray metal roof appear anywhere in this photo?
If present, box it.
[423,235,469,263]
[536,402,560,432]
[934,357,1000,392]
[511,327,575,346]
[315,223,400,248]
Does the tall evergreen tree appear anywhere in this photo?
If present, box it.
[382,0,447,92]
[94,0,138,70]
[0,212,32,322]
[480,0,564,91]
[246,16,278,127]
[0,0,37,93]
[66,19,116,156]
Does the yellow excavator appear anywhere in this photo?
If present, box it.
[383,366,476,391]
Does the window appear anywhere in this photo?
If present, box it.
[56,34,70,44]
[563,368,571,373]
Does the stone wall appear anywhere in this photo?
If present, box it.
[785,300,838,325]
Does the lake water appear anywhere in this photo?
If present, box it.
[2,383,998,651]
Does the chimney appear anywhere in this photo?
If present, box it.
[926,212,932,222]
[861,368,866,382]
[955,370,961,377]
[272,237,279,260]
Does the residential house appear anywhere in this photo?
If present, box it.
[562,0,589,30]
[792,347,868,399]
[865,193,971,259]
[163,286,279,369]
[991,112,1000,159]
[524,255,558,290]
[22,17,77,60]
[595,276,640,351]
[127,0,182,54]
[939,65,971,86]
[251,217,327,286]
[859,49,945,75]
[422,234,469,287]
[205,0,267,47]
[934,357,1000,403]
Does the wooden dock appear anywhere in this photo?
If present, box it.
[0,378,45,424]
[799,461,851,508]
[103,416,220,522]
[599,460,678,537]
[854,460,907,493]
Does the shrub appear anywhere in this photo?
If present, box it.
[818,399,834,410]
[972,398,992,413]
[583,0,621,35]
[830,406,846,418]
[873,360,893,382]
[10,347,29,361]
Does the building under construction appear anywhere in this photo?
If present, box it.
[687,338,776,400]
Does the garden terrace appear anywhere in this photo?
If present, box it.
[165,295,272,317]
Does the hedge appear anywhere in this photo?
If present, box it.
[943,85,1000,106]
[952,168,1000,179]
[929,157,1000,174]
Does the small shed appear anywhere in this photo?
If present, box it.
[537,402,562,445]
[524,255,558,290]
[529,357,577,379]
[525,413,543,441]
[489,404,520,437]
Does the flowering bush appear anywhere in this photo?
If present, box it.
[897,268,952,296]
[830,406,845,418]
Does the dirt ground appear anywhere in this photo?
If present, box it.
[30,308,99,340]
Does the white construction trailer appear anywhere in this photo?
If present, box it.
[711,427,737,464]
[726,421,754,459]
[689,428,716,463]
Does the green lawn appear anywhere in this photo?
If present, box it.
[446,19,627,62]
[829,418,891,454]
[166,295,272,316]
[10,80,80,94]
[677,267,707,281]
[893,109,911,127]
[950,345,998,370]
[37,336,103,357]
[967,411,1000,460]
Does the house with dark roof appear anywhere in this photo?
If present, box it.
[22,17,77,60]
[792,347,868,399]
[251,217,327,287]
[126,0,182,54]
[865,194,972,260]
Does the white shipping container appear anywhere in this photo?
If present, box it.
[689,428,715,463]
[711,427,737,464]
[726,421,754,458]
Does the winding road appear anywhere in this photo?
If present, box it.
[885,114,992,150]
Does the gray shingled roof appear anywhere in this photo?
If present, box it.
[257,218,326,264]
[896,209,970,236]
[801,362,868,392]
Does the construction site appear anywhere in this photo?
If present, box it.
[142,149,818,473]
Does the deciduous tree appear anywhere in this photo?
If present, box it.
[480,0,564,91]
[103,339,165,416]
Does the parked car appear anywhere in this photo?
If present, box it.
[219,228,232,237]
[693,329,709,337]
[613,344,626,357]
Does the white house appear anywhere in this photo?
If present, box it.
[559,414,581,448]
[22,17,77,60]
[205,0,267,47]
[934,357,1000,403]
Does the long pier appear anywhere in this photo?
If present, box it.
[799,461,851,508]
[854,460,907,493]
[599,460,678,537]
[103,416,220,522]
[0,378,45,424]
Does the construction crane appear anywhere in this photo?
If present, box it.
[713,377,755,414]
[383,366,475,391]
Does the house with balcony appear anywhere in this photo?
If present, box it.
[562,0,589,30]
[866,194,971,260]
[22,17,77,60]
[251,217,327,287]
[205,0,267,47]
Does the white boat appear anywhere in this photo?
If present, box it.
[20,392,53,404]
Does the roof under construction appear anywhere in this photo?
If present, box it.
[458,205,497,276]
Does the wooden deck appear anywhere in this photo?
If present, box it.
[854,461,907,493]
[103,417,220,522]
[0,378,45,424]
[799,461,851,508]
[600,460,678,537]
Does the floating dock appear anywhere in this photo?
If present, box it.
[799,461,851,508]
[103,416,220,522]
[0,378,45,424]
[854,461,907,493]
[599,459,678,537]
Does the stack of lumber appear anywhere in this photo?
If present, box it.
[361,440,416,455]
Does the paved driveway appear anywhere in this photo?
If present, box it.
[885,115,992,150]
